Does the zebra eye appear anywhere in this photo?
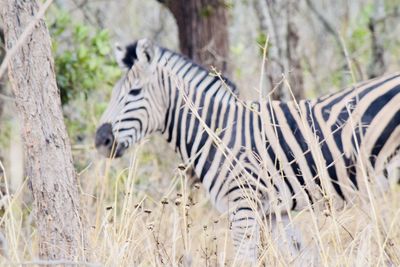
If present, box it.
[129,88,142,96]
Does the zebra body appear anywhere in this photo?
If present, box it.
[96,39,400,262]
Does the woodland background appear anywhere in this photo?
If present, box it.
[0,0,399,266]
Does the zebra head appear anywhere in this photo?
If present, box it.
[95,39,165,158]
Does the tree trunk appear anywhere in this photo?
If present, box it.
[0,28,4,180]
[1,0,85,261]
[0,27,5,118]
[286,1,304,101]
[305,0,351,86]
[158,0,231,76]
[367,0,386,79]
[253,0,304,101]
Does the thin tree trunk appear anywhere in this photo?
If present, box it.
[305,0,351,86]
[0,27,5,118]
[0,28,4,180]
[367,0,386,79]
[253,0,285,99]
[158,0,231,76]
[286,0,304,100]
[1,0,85,261]
[253,0,304,101]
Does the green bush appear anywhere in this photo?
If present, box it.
[48,7,121,105]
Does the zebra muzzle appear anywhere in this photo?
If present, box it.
[95,123,125,158]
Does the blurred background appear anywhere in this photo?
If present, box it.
[0,0,399,265]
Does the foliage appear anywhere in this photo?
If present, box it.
[47,8,121,105]
[44,7,123,151]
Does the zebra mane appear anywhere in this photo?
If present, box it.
[120,41,239,96]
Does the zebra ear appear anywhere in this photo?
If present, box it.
[114,43,129,70]
[137,38,155,64]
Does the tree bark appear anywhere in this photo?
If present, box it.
[285,1,304,101]
[158,0,231,76]
[367,0,386,79]
[305,0,351,86]
[0,28,4,179]
[0,27,5,117]
[253,0,304,101]
[1,0,85,261]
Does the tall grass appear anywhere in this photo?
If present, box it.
[0,139,398,266]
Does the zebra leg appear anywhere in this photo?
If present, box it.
[269,213,319,266]
[230,206,260,263]
[229,210,315,265]
[269,213,302,257]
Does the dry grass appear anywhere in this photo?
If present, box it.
[0,137,398,266]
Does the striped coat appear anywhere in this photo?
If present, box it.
[96,38,400,262]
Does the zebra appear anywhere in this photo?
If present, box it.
[95,38,400,263]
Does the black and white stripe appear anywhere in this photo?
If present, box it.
[96,38,400,262]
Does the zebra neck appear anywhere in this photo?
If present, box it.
[159,59,238,167]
